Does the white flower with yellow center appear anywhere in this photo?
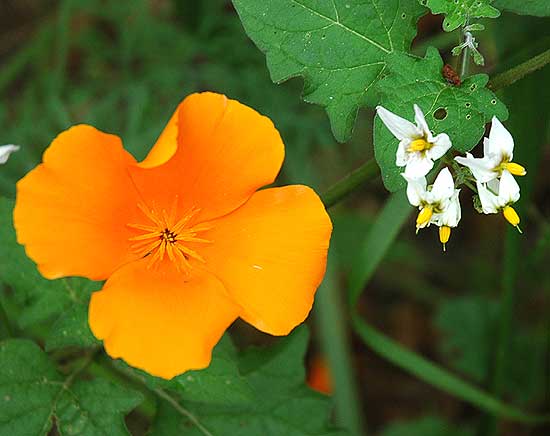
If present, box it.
[455,116,526,184]
[0,144,19,164]
[376,104,452,178]
[403,167,461,250]
[477,170,522,232]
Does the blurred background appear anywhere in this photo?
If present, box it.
[0,0,549,435]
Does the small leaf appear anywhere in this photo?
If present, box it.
[150,327,348,436]
[374,47,508,192]
[421,0,500,32]
[232,0,427,142]
[0,339,142,436]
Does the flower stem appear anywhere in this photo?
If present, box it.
[321,159,379,209]
[489,48,550,91]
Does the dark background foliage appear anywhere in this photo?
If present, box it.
[0,1,549,435]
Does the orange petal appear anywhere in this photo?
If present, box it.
[14,125,140,280]
[198,185,332,335]
[129,92,285,221]
[89,259,240,379]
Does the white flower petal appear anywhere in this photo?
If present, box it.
[0,144,19,165]
[477,181,499,214]
[499,170,520,204]
[443,190,462,227]
[404,154,434,178]
[396,140,410,167]
[413,104,431,138]
[428,133,452,160]
[430,167,454,201]
[376,106,419,141]
[402,173,427,207]
[488,116,514,159]
[455,153,496,183]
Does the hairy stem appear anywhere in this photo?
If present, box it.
[489,48,550,91]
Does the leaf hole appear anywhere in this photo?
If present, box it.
[433,108,448,121]
[466,114,472,120]
[401,13,406,19]
[465,102,471,108]
[491,99,497,105]
[470,84,477,91]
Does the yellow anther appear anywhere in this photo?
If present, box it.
[502,206,522,233]
[408,138,432,152]
[439,226,451,251]
[504,162,526,176]
[416,206,433,230]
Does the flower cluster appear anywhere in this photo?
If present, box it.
[377,105,525,250]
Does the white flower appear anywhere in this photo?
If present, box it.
[0,144,19,164]
[455,116,526,183]
[402,167,461,250]
[477,170,522,231]
[376,104,452,178]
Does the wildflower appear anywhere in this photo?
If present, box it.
[0,144,19,164]
[376,104,452,178]
[455,116,526,183]
[476,170,522,232]
[403,167,461,249]
[14,92,332,379]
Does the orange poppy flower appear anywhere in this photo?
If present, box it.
[14,92,332,379]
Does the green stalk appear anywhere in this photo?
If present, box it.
[478,229,520,436]
[489,49,550,91]
[321,159,379,209]
[314,260,365,436]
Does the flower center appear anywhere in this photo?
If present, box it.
[128,200,212,273]
[493,159,526,177]
[408,138,433,153]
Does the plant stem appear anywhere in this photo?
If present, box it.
[489,48,550,91]
[315,260,365,436]
[321,159,379,209]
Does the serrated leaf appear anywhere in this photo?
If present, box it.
[421,0,500,31]
[150,326,348,436]
[143,335,255,406]
[0,198,98,331]
[493,0,550,16]
[45,303,99,351]
[232,0,427,142]
[0,339,142,436]
[374,47,508,191]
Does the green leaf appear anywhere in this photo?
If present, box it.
[493,0,550,16]
[150,327,347,436]
[374,47,508,192]
[149,336,255,406]
[232,0,427,142]
[421,0,500,31]
[0,339,142,435]
[45,302,99,351]
[380,415,474,436]
[0,198,99,336]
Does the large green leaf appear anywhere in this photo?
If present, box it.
[421,0,500,31]
[374,47,508,191]
[493,0,550,16]
[0,339,142,435]
[150,327,347,436]
[232,0,427,142]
